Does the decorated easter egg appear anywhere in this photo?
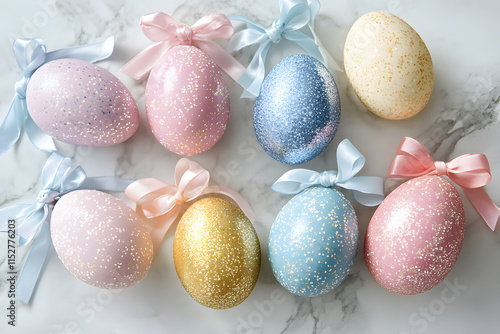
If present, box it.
[344,12,434,120]
[364,176,465,295]
[145,45,230,155]
[268,187,358,297]
[26,59,139,146]
[51,190,154,288]
[173,197,260,309]
[254,54,341,165]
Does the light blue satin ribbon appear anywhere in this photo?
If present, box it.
[0,36,115,157]
[0,152,133,304]
[272,139,385,206]
[228,0,325,98]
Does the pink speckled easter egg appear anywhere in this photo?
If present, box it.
[145,45,230,155]
[26,59,139,146]
[51,190,153,289]
[364,176,465,295]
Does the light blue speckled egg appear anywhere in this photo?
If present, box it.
[254,54,341,165]
[268,187,358,297]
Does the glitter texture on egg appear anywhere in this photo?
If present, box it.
[268,187,358,297]
[26,59,139,146]
[173,197,261,309]
[254,54,341,165]
[344,11,434,120]
[145,45,230,156]
[51,190,154,289]
[364,176,465,295]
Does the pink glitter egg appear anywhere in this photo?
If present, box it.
[51,190,153,289]
[26,59,139,146]
[364,176,465,295]
[145,45,230,155]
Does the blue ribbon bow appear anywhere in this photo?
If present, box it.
[0,153,133,304]
[272,139,385,206]
[228,0,325,98]
[0,36,115,157]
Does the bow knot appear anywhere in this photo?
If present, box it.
[388,137,500,231]
[228,0,341,98]
[173,191,187,205]
[126,158,256,253]
[434,161,447,176]
[265,20,284,43]
[0,36,115,157]
[176,24,193,44]
[319,170,337,188]
[272,139,384,207]
[36,189,60,205]
[15,78,29,98]
[120,12,245,82]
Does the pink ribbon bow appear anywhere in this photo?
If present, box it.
[125,158,256,252]
[387,137,500,231]
[120,12,245,81]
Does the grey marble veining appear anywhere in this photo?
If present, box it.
[0,0,499,333]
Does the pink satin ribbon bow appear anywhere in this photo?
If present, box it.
[387,137,500,231]
[120,12,245,81]
[125,158,256,252]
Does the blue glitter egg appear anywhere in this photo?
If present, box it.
[254,54,341,165]
[268,187,358,297]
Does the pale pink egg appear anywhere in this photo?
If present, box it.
[26,59,139,146]
[51,190,153,289]
[364,176,465,295]
[145,45,230,155]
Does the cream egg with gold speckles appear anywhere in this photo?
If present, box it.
[51,190,154,289]
[344,12,434,120]
[173,197,261,309]
[268,187,358,297]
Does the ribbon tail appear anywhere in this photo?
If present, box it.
[308,25,342,72]
[24,112,56,153]
[0,205,33,232]
[16,222,51,304]
[0,95,25,156]
[195,39,245,82]
[463,187,500,231]
[45,36,115,64]
[271,169,320,195]
[339,176,385,207]
[120,42,172,80]
[139,206,180,255]
[237,41,272,98]
[283,30,324,64]
[203,185,257,221]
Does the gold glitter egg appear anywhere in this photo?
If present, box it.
[173,197,261,309]
[344,12,434,120]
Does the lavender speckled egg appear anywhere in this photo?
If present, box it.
[51,190,154,289]
[146,45,230,156]
[364,176,465,295]
[26,59,139,146]
[268,187,358,297]
[254,54,341,165]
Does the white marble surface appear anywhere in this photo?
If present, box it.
[1,0,500,333]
